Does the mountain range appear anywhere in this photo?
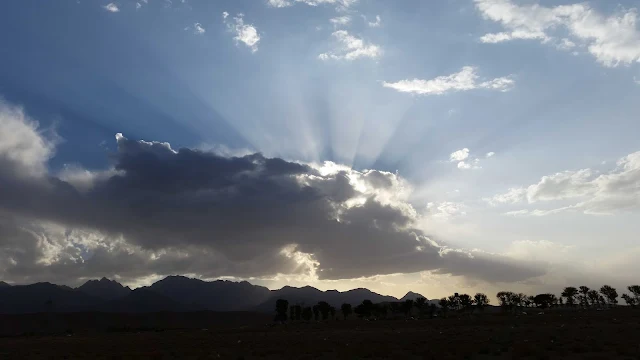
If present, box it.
[0,276,428,314]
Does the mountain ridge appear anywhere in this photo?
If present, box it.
[0,276,429,314]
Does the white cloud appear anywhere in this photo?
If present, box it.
[382,66,514,95]
[330,16,351,28]
[318,30,381,61]
[488,150,640,215]
[484,187,526,206]
[224,13,261,53]
[368,15,381,27]
[634,76,640,85]
[474,0,640,67]
[0,100,57,178]
[193,23,205,35]
[427,201,467,220]
[136,2,142,10]
[486,152,495,158]
[267,0,358,10]
[450,148,469,162]
[103,3,119,12]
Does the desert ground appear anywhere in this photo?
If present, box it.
[1,309,639,359]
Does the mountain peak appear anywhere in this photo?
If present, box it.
[77,277,131,300]
[0,281,11,287]
[400,291,427,301]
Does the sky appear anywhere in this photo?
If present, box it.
[0,0,639,300]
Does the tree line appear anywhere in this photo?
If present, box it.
[274,285,640,321]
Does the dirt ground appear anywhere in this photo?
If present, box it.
[1,309,639,359]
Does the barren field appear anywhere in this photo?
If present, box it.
[1,309,640,359]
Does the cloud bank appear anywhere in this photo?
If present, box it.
[0,101,544,286]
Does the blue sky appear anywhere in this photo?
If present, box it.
[0,0,639,298]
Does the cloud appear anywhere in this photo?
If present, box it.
[382,66,514,95]
[319,30,381,61]
[426,202,467,220]
[474,0,640,67]
[367,15,381,27]
[193,23,205,35]
[330,16,351,28]
[449,148,489,170]
[224,13,260,53]
[103,3,119,12]
[488,151,640,215]
[449,148,469,162]
[267,0,358,10]
[486,152,495,158]
[0,101,545,285]
[136,2,142,10]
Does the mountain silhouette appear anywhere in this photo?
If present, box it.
[147,275,272,311]
[0,282,99,314]
[254,286,399,313]
[400,291,427,301]
[0,276,428,314]
[0,281,11,288]
[77,277,132,300]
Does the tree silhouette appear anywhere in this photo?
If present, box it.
[340,303,352,320]
[458,294,473,313]
[312,304,320,321]
[354,300,373,318]
[294,305,302,320]
[622,294,636,307]
[329,306,336,319]
[627,285,640,305]
[587,289,600,307]
[402,299,414,317]
[473,293,489,311]
[289,306,295,321]
[599,285,618,306]
[275,299,289,322]
[561,287,578,307]
[448,293,461,312]
[415,297,427,316]
[496,291,514,311]
[302,306,312,321]
[316,301,331,320]
[579,286,590,307]
[438,298,450,317]
[533,293,556,309]
[429,303,437,318]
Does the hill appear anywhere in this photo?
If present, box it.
[77,277,131,300]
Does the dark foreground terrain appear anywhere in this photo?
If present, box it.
[1,309,639,359]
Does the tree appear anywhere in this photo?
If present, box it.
[622,294,636,307]
[458,294,473,313]
[275,299,289,322]
[329,306,336,319]
[579,286,590,307]
[438,298,450,317]
[473,293,489,311]
[429,303,437,318]
[402,299,414,317]
[496,291,514,311]
[448,293,461,311]
[289,306,295,321]
[600,285,618,306]
[340,303,352,320]
[354,300,373,318]
[312,304,320,321]
[294,305,302,320]
[415,297,427,316]
[317,301,331,320]
[526,295,535,308]
[587,290,600,307]
[533,293,556,309]
[627,285,640,305]
[302,306,312,321]
[561,287,578,307]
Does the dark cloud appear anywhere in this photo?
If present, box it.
[0,108,545,285]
